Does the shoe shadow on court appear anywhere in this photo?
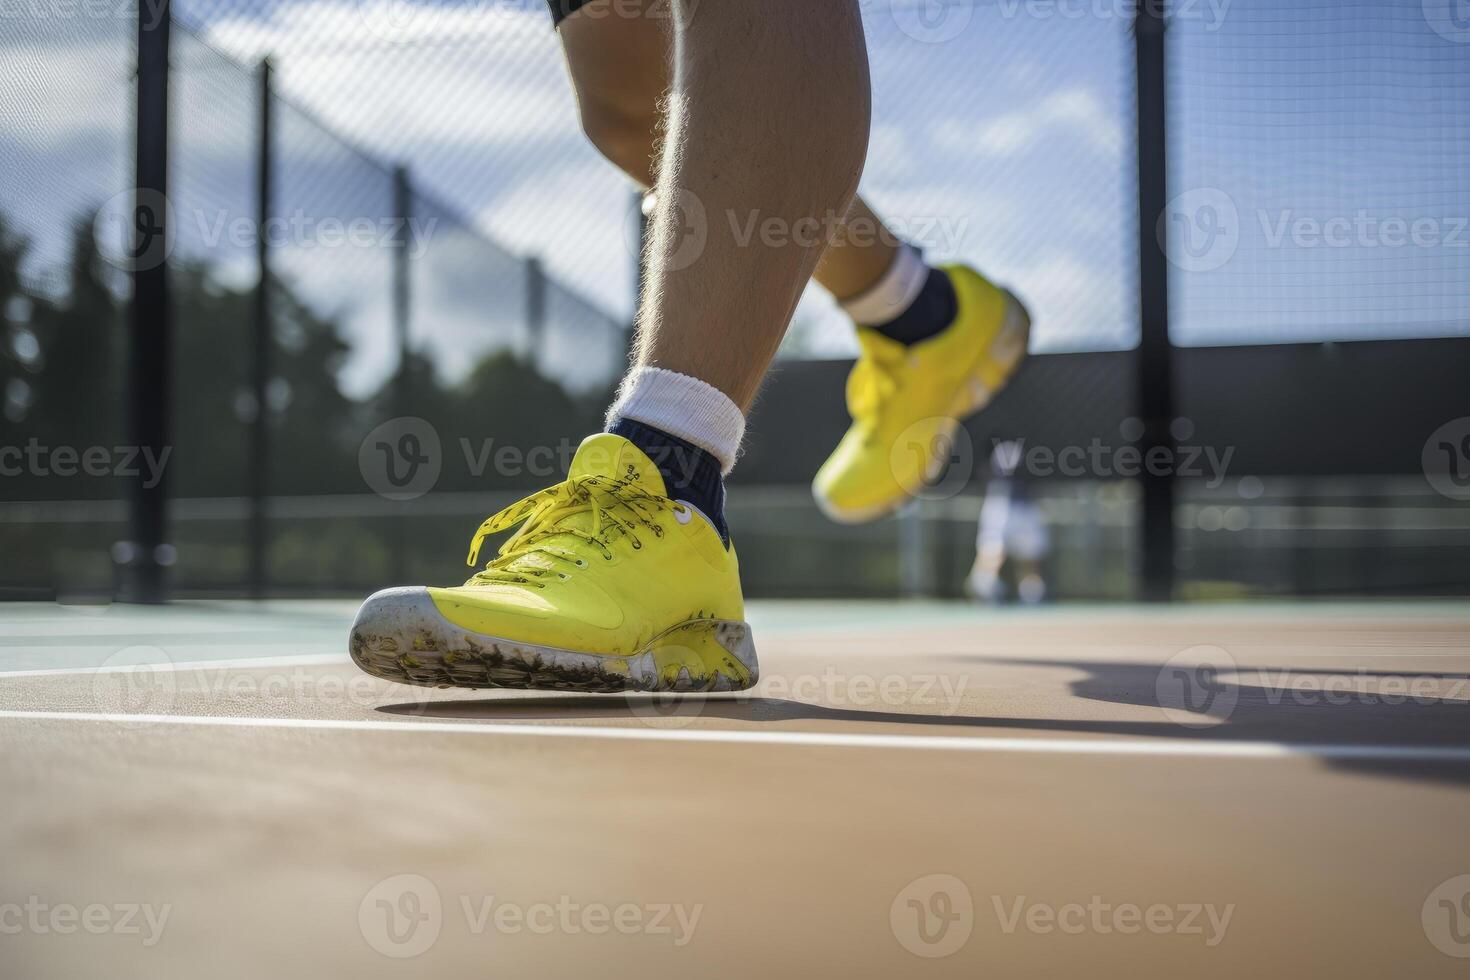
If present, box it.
[379,658,1470,787]
[966,656,1470,788]
[379,694,969,727]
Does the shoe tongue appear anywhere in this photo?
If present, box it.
[856,327,906,363]
[850,329,907,422]
[498,435,667,573]
[568,433,668,497]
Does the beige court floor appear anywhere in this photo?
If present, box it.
[3,599,1470,978]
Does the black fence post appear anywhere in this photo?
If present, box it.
[248,58,274,600]
[390,165,412,583]
[1134,0,1176,602]
[392,167,412,412]
[121,0,173,603]
[525,256,546,372]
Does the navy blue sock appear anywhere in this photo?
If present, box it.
[607,417,729,546]
[869,266,958,346]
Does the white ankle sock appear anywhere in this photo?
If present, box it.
[605,366,746,474]
[840,244,929,327]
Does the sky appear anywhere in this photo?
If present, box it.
[2,0,1466,397]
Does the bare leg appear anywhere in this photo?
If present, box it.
[813,196,903,303]
[631,0,870,409]
[558,2,667,188]
[1014,559,1048,604]
[967,541,1007,602]
[559,0,891,328]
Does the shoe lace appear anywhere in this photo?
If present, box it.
[463,474,674,587]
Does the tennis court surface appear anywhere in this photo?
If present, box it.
[5,599,1470,977]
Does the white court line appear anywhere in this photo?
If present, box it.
[2,709,1470,762]
[0,653,346,678]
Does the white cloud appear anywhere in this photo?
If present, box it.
[865,123,921,183]
[199,3,574,145]
[1002,249,1134,352]
[0,41,128,146]
[937,87,1124,159]
[476,157,640,319]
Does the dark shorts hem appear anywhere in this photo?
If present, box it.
[548,0,594,26]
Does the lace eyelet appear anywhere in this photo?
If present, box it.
[575,559,588,568]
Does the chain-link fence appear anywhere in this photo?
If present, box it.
[1169,0,1470,346]
[2,0,1467,601]
[1,3,626,598]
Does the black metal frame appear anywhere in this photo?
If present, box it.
[1134,0,1175,601]
[388,165,413,584]
[248,58,274,599]
[122,0,173,603]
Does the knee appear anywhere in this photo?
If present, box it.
[578,97,658,185]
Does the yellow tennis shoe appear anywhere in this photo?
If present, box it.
[812,264,1030,524]
[350,433,758,693]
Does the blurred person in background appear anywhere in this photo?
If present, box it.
[966,440,1050,605]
